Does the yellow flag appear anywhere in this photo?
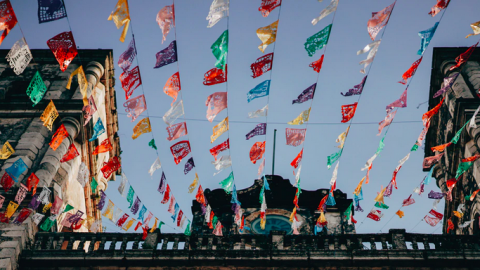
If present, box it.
[39,100,59,131]
[132,117,152,140]
[373,186,386,204]
[211,117,229,143]
[5,201,19,218]
[0,141,14,160]
[289,207,297,222]
[353,177,365,196]
[66,66,88,105]
[102,200,114,220]
[260,218,266,230]
[123,218,136,231]
[336,126,350,148]
[466,21,480,38]
[287,108,311,125]
[42,203,52,214]
[188,173,199,194]
[150,218,158,233]
[108,0,131,42]
[317,211,326,223]
[257,20,279,53]
[453,211,464,218]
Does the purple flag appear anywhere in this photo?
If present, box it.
[341,76,367,96]
[28,194,41,210]
[154,40,177,69]
[97,190,107,210]
[158,172,166,194]
[433,73,459,98]
[292,83,316,104]
[246,123,267,140]
[131,196,141,215]
[119,39,137,72]
[428,190,445,199]
[67,210,84,224]
[38,0,67,24]
[184,157,195,175]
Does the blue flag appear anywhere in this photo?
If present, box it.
[89,118,105,141]
[172,203,180,222]
[138,205,147,222]
[418,22,439,55]
[247,80,270,103]
[6,158,28,182]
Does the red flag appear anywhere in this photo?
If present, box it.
[446,178,457,190]
[431,142,452,153]
[116,213,129,227]
[134,221,143,231]
[161,184,171,204]
[399,57,422,85]
[13,208,31,225]
[47,31,78,72]
[423,98,444,125]
[309,55,324,73]
[290,149,303,169]
[462,154,480,163]
[93,138,113,155]
[166,122,188,141]
[177,210,183,227]
[101,156,121,179]
[209,139,229,160]
[286,128,306,147]
[0,173,14,192]
[367,210,382,221]
[203,65,227,86]
[0,0,17,46]
[367,2,395,41]
[250,53,274,78]
[142,226,148,240]
[341,102,358,123]
[49,124,69,151]
[429,209,444,219]
[27,173,39,195]
[317,195,328,211]
[447,218,454,233]
[428,0,450,17]
[196,186,206,205]
[402,195,415,206]
[249,141,266,164]
[120,66,142,100]
[259,0,281,17]
[449,42,478,71]
[60,143,79,163]
[170,140,191,165]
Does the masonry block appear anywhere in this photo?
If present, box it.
[0,258,12,270]
[0,241,20,258]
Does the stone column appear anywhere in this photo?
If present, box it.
[389,229,407,250]
[35,117,81,188]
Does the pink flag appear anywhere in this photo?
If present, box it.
[424,215,441,226]
[367,2,395,40]
[423,153,444,169]
[170,140,191,165]
[123,95,146,122]
[156,4,175,44]
[206,92,228,122]
[286,128,306,147]
[386,88,407,113]
[166,122,187,141]
[378,110,396,135]
[258,159,266,177]
[168,196,176,214]
[402,194,415,207]
[164,72,181,106]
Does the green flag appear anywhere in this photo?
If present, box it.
[159,221,165,230]
[219,172,234,194]
[376,133,386,155]
[148,139,157,150]
[184,221,191,236]
[127,186,135,208]
[465,195,471,201]
[211,30,228,69]
[259,185,265,203]
[451,120,470,144]
[374,201,389,209]
[63,204,74,213]
[40,217,56,231]
[344,202,353,219]
[26,71,47,106]
[327,149,342,169]
[304,24,332,57]
[91,177,98,194]
[212,216,218,229]
[455,161,473,179]
[411,142,419,152]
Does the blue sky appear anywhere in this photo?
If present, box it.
[7,0,480,234]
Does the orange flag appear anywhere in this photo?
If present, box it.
[249,141,266,164]
[93,138,113,155]
[431,142,452,152]
[49,124,69,151]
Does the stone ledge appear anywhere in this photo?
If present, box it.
[0,258,12,270]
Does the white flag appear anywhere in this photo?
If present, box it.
[248,104,268,118]
[470,105,480,128]
[211,155,232,176]
[163,100,184,126]
[357,40,381,74]
[257,158,265,177]
[459,220,473,228]
[6,38,32,75]
[206,0,229,28]
[312,0,338,25]
[361,154,377,171]
[148,157,162,177]
[112,208,123,223]
[31,213,45,225]
[330,161,339,186]
[118,173,128,197]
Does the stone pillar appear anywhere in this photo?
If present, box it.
[389,229,407,250]
[35,117,81,188]
[270,230,286,250]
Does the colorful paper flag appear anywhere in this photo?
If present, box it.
[418,22,439,55]
[206,0,229,28]
[259,0,281,17]
[170,140,191,165]
[367,2,395,41]
[157,4,175,43]
[108,0,130,42]
[211,117,229,143]
[304,24,332,57]
[132,117,152,140]
[206,92,228,122]
[293,84,316,104]
[285,128,306,147]
[26,71,47,106]
[123,95,147,122]
[154,40,177,69]
[120,66,142,100]
[257,20,278,53]
[312,0,338,25]
[47,31,77,72]
[250,53,274,78]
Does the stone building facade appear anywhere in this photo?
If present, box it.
[192,175,355,236]
[425,47,480,235]
[0,49,120,268]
